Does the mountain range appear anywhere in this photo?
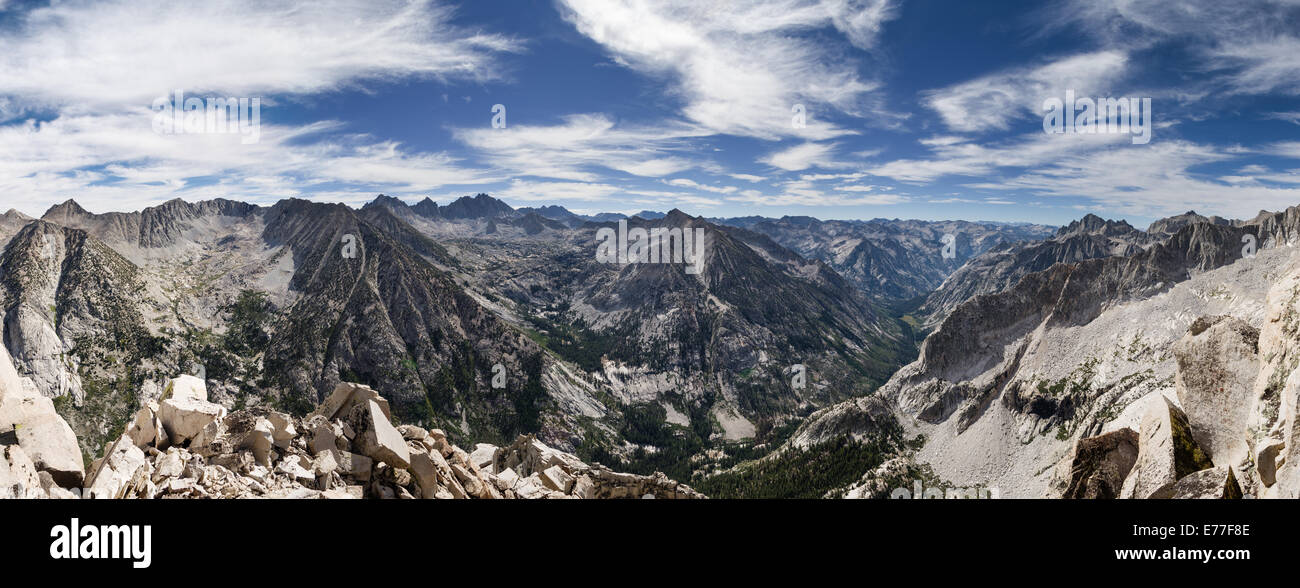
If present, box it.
[4,192,1298,499]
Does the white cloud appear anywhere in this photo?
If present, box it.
[964,139,1300,219]
[455,114,711,182]
[494,179,622,202]
[824,0,898,49]
[923,51,1129,133]
[0,0,525,214]
[556,0,900,140]
[867,131,1130,183]
[663,178,738,194]
[760,142,844,171]
[1266,112,1300,125]
[0,111,500,215]
[729,188,906,206]
[1213,36,1300,96]
[0,0,519,110]
[1047,0,1300,97]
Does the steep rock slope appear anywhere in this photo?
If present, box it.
[789,206,1300,497]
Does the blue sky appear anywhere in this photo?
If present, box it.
[1,0,1299,227]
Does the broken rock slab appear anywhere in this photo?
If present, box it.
[0,343,85,488]
[1,445,42,498]
[1173,315,1259,470]
[349,399,409,469]
[1167,466,1244,499]
[124,401,168,449]
[312,382,392,423]
[84,439,152,499]
[1120,396,1215,499]
[158,376,226,445]
[1049,428,1139,499]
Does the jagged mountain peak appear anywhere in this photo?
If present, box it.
[42,198,91,220]
[440,193,514,220]
[662,208,692,223]
[1147,209,1232,234]
[1054,213,1137,238]
[366,194,410,209]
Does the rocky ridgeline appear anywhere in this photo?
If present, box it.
[4,357,703,498]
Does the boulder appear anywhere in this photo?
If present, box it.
[266,412,297,450]
[539,464,576,494]
[166,375,207,402]
[8,407,85,487]
[408,449,441,499]
[124,401,167,449]
[451,463,483,496]
[0,343,85,488]
[469,443,498,470]
[1049,428,1140,499]
[190,410,276,466]
[245,418,276,466]
[84,439,152,499]
[321,487,360,499]
[1,445,42,498]
[308,418,346,455]
[1173,316,1259,469]
[1167,466,1244,499]
[1121,397,1215,499]
[1252,272,1300,496]
[152,450,186,482]
[276,455,316,485]
[311,382,391,423]
[572,474,595,499]
[397,425,428,443]
[348,399,409,469]
[158,376,226,445]
[493,435,588,477]
[315,449,372,482]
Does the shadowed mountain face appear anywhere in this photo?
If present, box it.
[361,200,921,450]
[10,197,568,458]
[256,199,550,439]
[6,193,927,478]
[917,213,1161,328]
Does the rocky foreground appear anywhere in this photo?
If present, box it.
[1044,311,1284,499]
[1,343,703,499]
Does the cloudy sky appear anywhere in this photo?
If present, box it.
[1,0,1299,226]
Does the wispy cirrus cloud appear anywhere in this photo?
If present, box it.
[0,0,518,214]
[923,51,1130,133]
[760,141,846,171]
[453,113,711,182]
[0,112,501,214]
[1044,0,1300,97]
[965,139,1300,219]
[0,0,520,110]
[556,0,902,140]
